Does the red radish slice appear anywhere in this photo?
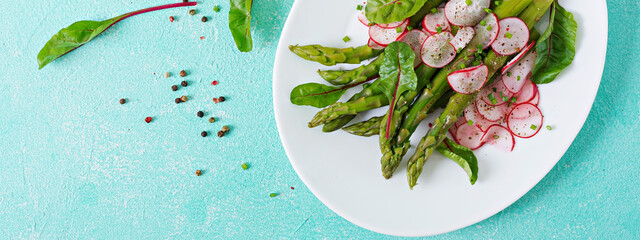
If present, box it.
[455,121,486,150]
[507,103,543,138]
[451,26,475,51]
[464,103,495,132]
[444,0,490,27]
[447,64,488,94]
[474,13,500,49]
[369,22,407,46]
[420,32,457,68]
[514,79,537,104]
[376,18,409,29]
[476,100,508,121]
[481,125,515,152]
[528,90,540,105]
[421,29,433,37]
[398,30,429,67]
[358,12,370,27]
[368,38,385,50]
[501,41,535,74]
[478,76,514,106]
[491,17,530,56]
[503,51,537,93]
[422,8,451,34]
[450,117,467,141]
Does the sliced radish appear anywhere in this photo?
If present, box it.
[368,38,385,50]
[455,121,486,150]
[398,30,429,67]
[476,100,508,121]
[464,103,495,132]
[491,17,530,56]
[358,12,370,27]
[420,32,456,68]
[514,79,537,104]
[501,41,535,74]
[502,51,537,93]
[450,117,467,141]
[478,76,514,106]
[481,124,515,152]
[421,29,433,37]
[451,26,475,51]
[444,0,490,27]
[507,103,543,138]
[528,90,540,105]
[376,18,409,29]
[422,8,451,34]
[447,64,488,94]
[474,13,500,49]
[369,22,408,46]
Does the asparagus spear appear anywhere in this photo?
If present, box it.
[343,116,383,137]
[289,44,382,66]
[318,53,385,85]
[406,0,554,189]
[379,0,533,178]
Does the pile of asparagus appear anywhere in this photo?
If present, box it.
[289,0,555,189]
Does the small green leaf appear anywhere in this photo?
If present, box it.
[365,0,429,24]
[436,138,479,185]
[290,83,349,108]
[532,1,578,84]
[229,0,253,52]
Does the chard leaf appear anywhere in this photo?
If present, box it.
[436,138,479,185]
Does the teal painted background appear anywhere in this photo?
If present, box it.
[0,0,638,239]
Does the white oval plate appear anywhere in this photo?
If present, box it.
[273,0,607,236]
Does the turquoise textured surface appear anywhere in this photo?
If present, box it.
[0,0,638,239]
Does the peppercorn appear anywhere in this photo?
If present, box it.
[222,126,230,132]
[201,131,208,137]
[197,111,204,118]
[119,98,126,104]
[181,96,188,102]
[189,9,196,15]
[164,72,170,78]
[181,81,188,87]
[195,169,202,176]
[145,117,152,123]
[171,85,178,91]
[183,0,189,2]
[179,70,187,77]
[201,16,208,22]
[175,98,182,104]
[218,96,226,102]
[217,131,225,137]
[209,117,216,123]
[169,16,175,22]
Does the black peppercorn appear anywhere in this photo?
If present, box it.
[119,98,126,104]
[201,131,208,137]
[179,70,187,77]
[197,111,204,118]
[175,98,182,104]
[217,131,225,137]
[181,81,188,87]
[195,169,202,176]
[218,96,226,102]
[222,126,230,132]
[201,16,208,22]
[189,9,196,15]
[171,85,178,91]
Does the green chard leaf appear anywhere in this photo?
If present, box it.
[531,1,577,84]
[229,0,254,52]
[290,81,370,108]
[37,2,196,69]
[436,138,479,185]
[365,0,429,24]
[377,42,418,106]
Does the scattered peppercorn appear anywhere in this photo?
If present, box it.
[189,9,196,15]
[222,126,230,132]
[197,111,204,118]
[212,98,219,103]
[119,98,126,104]
[201,131,208,137]
[164,72,170,78]
[195,169,202,176]
[181,96,188,102]
[181,81,188,87]
[208,117,216,123]
[179,70,187,77]
[201,16,208,22]
[217,131,225,137]
[241,163,248,170]
[175,98,182,104]
[183,0,189,2]
[145,117,153,123]
[291,186,294,190]
[211,80,218,85]
[169,16,175,22]
[171,85,178,91]
[218,96,226,102]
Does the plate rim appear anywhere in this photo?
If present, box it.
[272,0,608,236]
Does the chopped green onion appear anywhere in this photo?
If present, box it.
[460,63,466,69]
[476,44,483,50]
[241,163,249,170]
[269,193,278,197]
[436,26,442,33]
[457,48,463,53]
[464,56,470,61]
[495,1,502,6]
[431,8,438,14]
[473,60,481,66]
[507,72,512,77]
[511,97,517,103]
[530,125,538,130]
[213,6,220,12]
[407,26,414,31]
[546,125,553,130]
[488,93,497,105]
[486,25,492,31]
[484,8,493,13]
[342,36,351,42]
[480,20,487,26]
[492,87,497,92]
[466,0,473,5]
[467,120,474,126]
[493,135,500,139]
[356,5,363,10]
[505,32,513,39]
[396,27,403,33]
